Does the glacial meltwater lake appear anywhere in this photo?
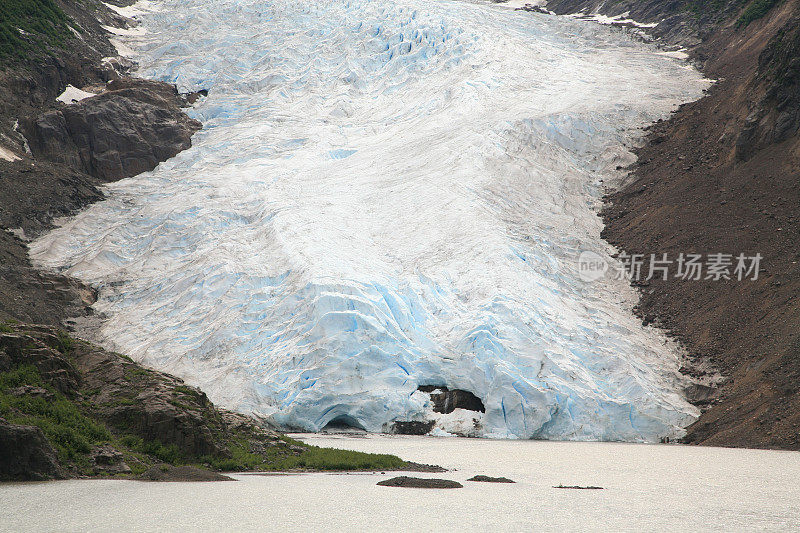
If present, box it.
[2,435,799,532]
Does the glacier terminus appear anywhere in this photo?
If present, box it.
[31,0,711,441]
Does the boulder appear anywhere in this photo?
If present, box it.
[91,445,131,474]
[390,420,435,435]
[377,476,462,488]
[467,475,515,483]
[417,385,485,414]
[0,419,64,481]
[21,77,201,182]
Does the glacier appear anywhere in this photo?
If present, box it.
[31,0,711,440]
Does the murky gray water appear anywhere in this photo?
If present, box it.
[1,435,799,531]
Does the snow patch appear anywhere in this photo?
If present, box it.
[103,0,161,18]
[568,12,659,29]
[56,85,96,105]
[101,24,147,37]
[658,49,690,60]
[13,120,32,155]
[108,38,136,58]
[0,145,21,162]
[8,228,28,241]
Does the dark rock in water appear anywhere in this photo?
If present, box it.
[0,419,64,481]
[467,475,515,483]
[391,420,436,435]
[377,476,462,489]
[417,385,485,414]
[402,462,448,473]
[138,465,234,482]
[20,77,202,182]
[554,484,604,490]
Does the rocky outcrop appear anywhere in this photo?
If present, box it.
[78,344,234,459]
[21,77,202,182]
[0,326,82,395]
[0,322,409,479]
[138,465,233,482]
[736,15,800,160]
[0,419,64,481]
[91,444,131,474]
[391,420,436,435]
[418,385,485,414]
[377,476,463,488]
[6,324,277,458]
[467,475,515,483]
[0,323,280,477]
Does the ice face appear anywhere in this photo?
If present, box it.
[31,0,710,440]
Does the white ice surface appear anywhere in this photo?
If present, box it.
[103,0,161,18]
[56,85,96,104]
[32,0,710,441]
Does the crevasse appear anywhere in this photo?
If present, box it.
[31,0,710,440]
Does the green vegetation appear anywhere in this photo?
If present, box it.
[736,0,782,26]
[0,0,74,62]
[55,330,74,355]
[204,435,406,472]
[686,0,727,18]
[119,434,184,465]
[281,445,406,471]
[0,365,112,467]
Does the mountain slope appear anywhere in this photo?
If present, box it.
[548,0,800,449]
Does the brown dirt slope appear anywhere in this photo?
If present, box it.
[601,0,800,449]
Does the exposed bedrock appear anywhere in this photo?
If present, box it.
[418,386,486,415]
[0,419,64,481]
[20,77,202,182]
